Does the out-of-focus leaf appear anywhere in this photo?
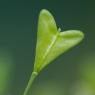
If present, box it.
[80,53,95,88]
[0,50,13,95]
[32,81,64,95]
[71,82,95,95]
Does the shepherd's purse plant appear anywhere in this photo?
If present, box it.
[23,9,84,95]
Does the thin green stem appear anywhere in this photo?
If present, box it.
[23,71,38,95]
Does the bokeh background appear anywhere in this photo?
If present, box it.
[0,0,95,95]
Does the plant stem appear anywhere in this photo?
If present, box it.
[23,71,38,95]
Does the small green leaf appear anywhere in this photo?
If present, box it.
[34,9,84,73]
[23,9,84,95]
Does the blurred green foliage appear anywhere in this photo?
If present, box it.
[32,81,64,95]
[0,50,14,95]
[80,53,95,87]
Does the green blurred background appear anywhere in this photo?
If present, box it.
[0,0,95,95]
